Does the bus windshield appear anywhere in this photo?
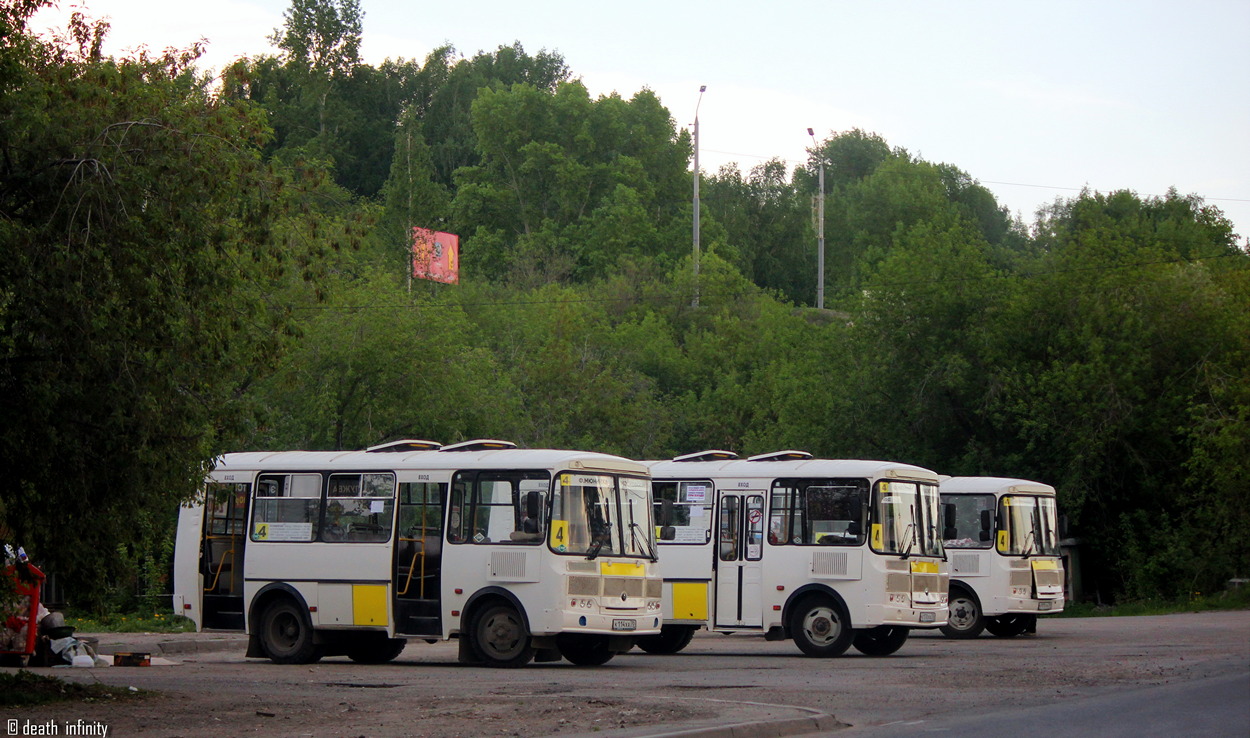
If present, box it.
[551,473,656,559]
[999,495,1060,556]
[871,481,944,558]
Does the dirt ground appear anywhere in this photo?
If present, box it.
[3,610,1248,737]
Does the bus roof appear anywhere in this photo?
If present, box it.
[939,476,1056,496]
[213,446,648,476]
[643,456,939,484]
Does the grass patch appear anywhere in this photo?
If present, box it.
[65,611,196,634]
[0,670,144,707]
[1054,586,1250,618]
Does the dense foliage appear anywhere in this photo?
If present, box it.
[1,0,1246,607]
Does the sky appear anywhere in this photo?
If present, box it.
[32,0,1250,242]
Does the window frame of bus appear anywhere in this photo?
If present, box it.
[768,478,868,546]
[549,472,655,558]
[652,479,713,545]
[940,493,995,550]
[250,473,323,542]
[997,494,1061,556]
[446,470,550,545]
[321,472,396,543]
[869,480,943,557]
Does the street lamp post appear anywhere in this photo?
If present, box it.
[808,128,825,310]
[692,84,706,308]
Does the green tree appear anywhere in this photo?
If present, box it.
[452,81,690,284]
[702,159,813,305]
[0,5,318,606]
[987,190,1248,600]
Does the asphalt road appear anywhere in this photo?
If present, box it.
[4,610,1247,737]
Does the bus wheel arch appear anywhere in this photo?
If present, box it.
[251,586,323,665]
[462,589,535,668]
[784,587,853,658]
[941,583,986,639]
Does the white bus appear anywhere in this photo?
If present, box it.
[637,451,949,657]
[173,440,662,667]
[938,476,1065,638]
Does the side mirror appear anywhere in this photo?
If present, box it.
[659,498,674,527]
[1059,513,1069,539]
[659,526,676,541]
[525,489,541,519]
[979,508,994,542]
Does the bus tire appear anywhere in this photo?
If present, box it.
[346,636,407,664]
[789,595,853,657]
[852,625,910,656]
[635,625,696,655]
[986,614,1033,637]
[259,598,323,665]
[941,588,986,638]
[556,633,616,666]
[469,602,534,668]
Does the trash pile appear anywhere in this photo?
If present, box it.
[2,544,109,667]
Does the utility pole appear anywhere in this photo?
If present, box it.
[808,128,825,310]
[692,85,706,308]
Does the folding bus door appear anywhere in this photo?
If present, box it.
[713,494,765,628]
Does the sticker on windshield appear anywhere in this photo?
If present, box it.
[550,520,569,552]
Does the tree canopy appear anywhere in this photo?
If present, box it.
[1,0,1246,607]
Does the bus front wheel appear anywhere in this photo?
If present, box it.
[469,603,534,668]
[941,589,986,638]
[556,633,615,666]
[260,599,323,665]
[635,625,696,655]
[789,596,853,657]
[852,625,910,656]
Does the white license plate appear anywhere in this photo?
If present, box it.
[612,619,636,631]
[920,612,936,623]
[1039,601,1053,611]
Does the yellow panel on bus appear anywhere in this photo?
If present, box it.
[352,584,388,626]
[671,581,708,621]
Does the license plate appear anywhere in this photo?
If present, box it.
[920,612,936,623]
[612,619,636,631]
[1039,601,1053,611]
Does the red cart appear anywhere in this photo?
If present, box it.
[2,561,46,666]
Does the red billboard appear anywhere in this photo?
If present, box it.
[411,228,459,284]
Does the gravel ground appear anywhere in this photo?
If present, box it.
[3,610,1247,737]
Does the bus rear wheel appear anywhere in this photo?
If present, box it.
[635,625,696,655]
[260,598,323,665]
[789,596,853,657]
[556,633,616,666]
[469,603,534,668]
[852,625,910,656]
[941,589,986,638]
[346,636,407,664]
[986,614,1034,637]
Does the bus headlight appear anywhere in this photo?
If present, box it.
[646,600,661,612]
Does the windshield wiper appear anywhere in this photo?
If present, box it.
[627,499,659,562]
[586,522,611,561]
[900,522,916,559]
[1019,529,1037,558]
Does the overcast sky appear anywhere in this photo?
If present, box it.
[33,0,1250,242]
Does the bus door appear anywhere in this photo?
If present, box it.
[714,493,765,628]
[393,480,446,636]
[201,481,249,629]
